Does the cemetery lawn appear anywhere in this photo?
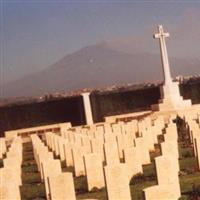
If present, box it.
[180,172,200,194]
[20,142,46,200]
[20,118,200,200]
[21,140,199,200]
[0,159,3,168]
[76,156,200,200]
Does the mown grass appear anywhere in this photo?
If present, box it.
[130,180,156,200]
[20,184,46,200]
[180,173,200,194]
[20,121,200,200]
[179,157,198,172]
[0,159,3,168]
[59,140,200,200]
[20,142,46,200]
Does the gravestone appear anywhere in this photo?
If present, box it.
[57,137,65,161]
[53,135,60,157]
[96,125,104,135]
[91,138,104,161]
[67,131,75,143]
[63,141,74,167]
[104,141,120,165]
[84,153,105,191]
[0,138,6,159]
[143,155,180,199]
[142,129,155,151]
[0,185,21,200]
[41,159,62,199]
[155,156,180,198]
[3,158,22,185]
[0,168,21,199]
[72,146,85,177]
[104,131,116,143]
[82,136,92,154]
[194,137,200,170]
[48,173,76,200]
[104,164,131,200]
[112,123,122,134]
[94,131,104,143]
[144,185,178,200]
[124,132,135,147]
[124,146,143,179]
[161,141,179,172]
[74,134,83,146]
[37,148,54,180]
[104,123,112,134]
[116,133,126,159]
[134,137,151,164]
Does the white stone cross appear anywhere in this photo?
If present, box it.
[154,25,172,85]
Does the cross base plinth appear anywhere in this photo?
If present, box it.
[151,82,192,111]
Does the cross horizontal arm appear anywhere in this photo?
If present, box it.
[164,32,170,37]
[154,33,161,39]
[153,32,170,39]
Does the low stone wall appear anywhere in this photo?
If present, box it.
[0,79,200,137]
[90,86,160,122]
[0,96,85,137]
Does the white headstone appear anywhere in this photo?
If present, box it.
[104,164,131,200]
[72,146,85,177]
[48,173,76,200]
[124,146,143,179]
[104,141,120,165]
[84,153,105,191]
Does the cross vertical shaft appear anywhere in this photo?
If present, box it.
[154,25,172,85]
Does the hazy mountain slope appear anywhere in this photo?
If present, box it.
[3,44,200,97]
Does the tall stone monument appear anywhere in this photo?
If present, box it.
[151,25,191,111]
[81,92,94,125]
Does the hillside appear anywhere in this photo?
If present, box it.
[3,43,200,97]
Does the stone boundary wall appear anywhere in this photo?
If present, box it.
[0,96,85,137]
[0,80,200,136]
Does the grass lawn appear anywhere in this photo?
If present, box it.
[20,142,46,200]
[21,143,200,200]
[0,159,3,168]
[19,121,200,200]
[180,172,200,194]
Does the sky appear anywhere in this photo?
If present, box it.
[0,0,200,85]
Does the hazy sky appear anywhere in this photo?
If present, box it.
[1,0,200,85]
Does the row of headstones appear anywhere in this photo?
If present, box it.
[45,115,166,177]
[0,138,7,159]
[184,114,200,170]
[63,116,164,163]
[67,116,165,140]
[44,116,169,199]
[45,132,105,191]
[144,121,181,199]
[144,112,200,199]
[31,134,76,200]
[46,131,138,199]
[0,136,22,199]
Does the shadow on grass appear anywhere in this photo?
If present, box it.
[0,159,3,168]
[21,142,46,200]
[20,183,46,200]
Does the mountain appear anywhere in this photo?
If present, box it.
[3,43,200,97]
